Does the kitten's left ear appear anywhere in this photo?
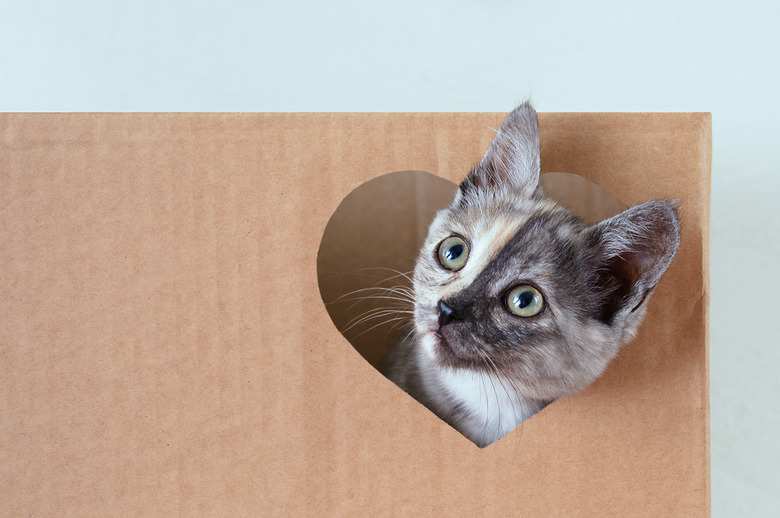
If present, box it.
[587,200,681,323]
[460,101,541,198]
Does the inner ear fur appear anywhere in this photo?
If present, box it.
[459,101,541,198]
[587,200,681,323]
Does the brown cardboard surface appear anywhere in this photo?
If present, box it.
[0,113,710,516]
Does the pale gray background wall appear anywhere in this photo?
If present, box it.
[2,1,778,515]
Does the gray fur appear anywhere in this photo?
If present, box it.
[385,102,680,447]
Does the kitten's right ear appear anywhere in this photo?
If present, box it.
[587,200,681,324]
[459,102,542,199]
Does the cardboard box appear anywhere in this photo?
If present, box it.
[0,112,710,516]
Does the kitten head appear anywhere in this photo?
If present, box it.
[412,102,680,401]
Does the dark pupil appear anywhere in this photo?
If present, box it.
[445,244,463,261]
[515,290,533,308]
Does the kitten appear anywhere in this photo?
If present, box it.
[385,102,680,447]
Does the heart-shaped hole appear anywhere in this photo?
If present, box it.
[317,170,627,442]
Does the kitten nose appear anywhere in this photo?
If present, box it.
[438,300,460,327]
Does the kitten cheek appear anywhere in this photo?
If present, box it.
[419,333,439,361]
[413,302,438,333]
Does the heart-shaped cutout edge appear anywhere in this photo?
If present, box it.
[317,170,627,446]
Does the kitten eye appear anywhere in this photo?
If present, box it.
[505,285,545,317]
[437,236,469,271]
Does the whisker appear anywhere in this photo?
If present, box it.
[476,349,505,434]
[348,316,411,339]
[327,285,411,303]
[341,308,410,329]
[330,293,414,306]
[320,267,414,283]
[341,309,413,333]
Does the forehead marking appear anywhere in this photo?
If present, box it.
[437,199,561,302]
[439,214,527,301]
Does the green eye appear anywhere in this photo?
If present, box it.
[437,236,469,271]
[506,285,545,317]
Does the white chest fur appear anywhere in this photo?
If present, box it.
[417,353,544,447]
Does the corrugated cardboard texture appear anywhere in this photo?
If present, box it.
[0,113,710,517]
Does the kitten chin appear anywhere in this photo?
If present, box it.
[385,102,680,448]
[385,332,548,448]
